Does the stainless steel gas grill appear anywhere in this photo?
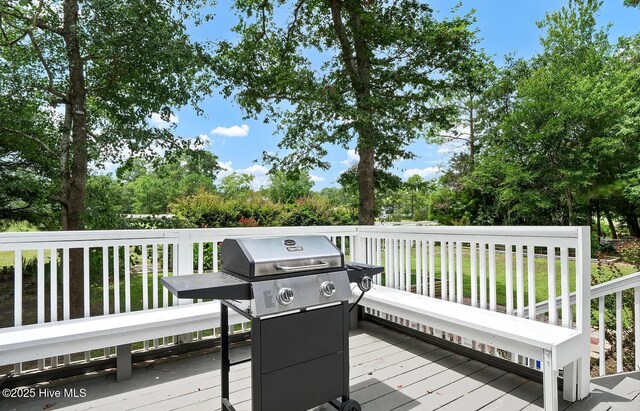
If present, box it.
[161,235,383,411]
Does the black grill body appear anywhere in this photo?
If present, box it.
[161,235,382,411]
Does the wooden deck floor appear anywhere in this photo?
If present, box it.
[1,322,638,411]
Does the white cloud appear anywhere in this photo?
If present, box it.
[341,149,359,167]
[150,112,179,128]
[210,124,250,137]
[309,174,325,183]
[403,166,442,180]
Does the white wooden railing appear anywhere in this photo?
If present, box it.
[0,225,637,381]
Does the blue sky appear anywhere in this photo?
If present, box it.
[164,1,639,190]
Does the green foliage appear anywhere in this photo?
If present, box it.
[268,170,313,204]
[170,190,356,228]
[616,240,640,269]
[117,152,217,215]
[83,175,126,230]
[218,173,254,200]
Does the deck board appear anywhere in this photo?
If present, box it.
[0,321,638,411]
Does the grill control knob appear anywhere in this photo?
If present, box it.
[358,275,373,292]
[320,281,336,297]
[277,287,294,305]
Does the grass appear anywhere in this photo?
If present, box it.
[357,246,635,308]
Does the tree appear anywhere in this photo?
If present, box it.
[465,0,633,228]
[427,53,497,167]
[218,173,255,199]
[213,0,477,224]
[268,170,313,204]
[0,0,214,317]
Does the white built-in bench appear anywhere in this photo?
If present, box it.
[0,302,243,382]
[358,285,585,411]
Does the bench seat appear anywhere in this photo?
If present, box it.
[0,301,244,381]
[358,285,585,410]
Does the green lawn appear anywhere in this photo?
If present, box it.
[361,246,635,308]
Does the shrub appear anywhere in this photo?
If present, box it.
[616,240,640,269]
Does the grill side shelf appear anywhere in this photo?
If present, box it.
[161,272,252,300]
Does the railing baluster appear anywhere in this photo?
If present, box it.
[125,245,131,312]
[14,249,22,374]
[103,246,109,316]
[62,248,70,365]
[547,247,557,325]
[599,296,605,376]
[422,240,428,295]
[213,239,219,273]
[50,248,58,367]
[399,239,405,291]
[153,244,159,309]
[198,242,204,274]
[428,241,435,298]
[527,245,536,320]
[83,247,91,362]
[516,245,524,317]
[163,244,169,308]
[636,286,640,371]
[560,247,570,327]
[479,242,486,310]
[448,241,455,302]
[405,239,411,292]
[172,242,178,306]
[376,238,382,286]
[384,238,390,287]
[142,244,149,310]
[37,249,45,370]
[103,246,110,358]
[416,240,422,295]
[470,242,477,307]
[114,246,120,314]
[505,244,513,315]
[393,238,400,289]
[616,291,623,373]
[489,243,496,311]
[441,241,447,300]
[456,241,463,304]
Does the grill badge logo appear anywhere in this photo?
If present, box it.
[284,239,303,252]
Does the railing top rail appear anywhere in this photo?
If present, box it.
[0,226,360,246]
[358,225,584,239]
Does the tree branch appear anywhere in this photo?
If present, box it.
[1,127,56,155]
[49,194,69,206]
[328,0,358,80]
[27,28,68,101]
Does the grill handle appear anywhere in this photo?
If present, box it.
[275,261,329,272]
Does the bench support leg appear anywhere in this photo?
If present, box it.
[543,349,558,411]
[116,344,132,382]
[562,360,577,402]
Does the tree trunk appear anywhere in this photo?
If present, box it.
[596,203,601,238]
[328,0,375,225]
[63,0,88,319]
[626,215,640,238]
[357,146,375,224]
[605,210,617,239]
[468,93,475,168]
[566,189,575,226]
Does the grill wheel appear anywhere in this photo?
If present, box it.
[340,399,362,411]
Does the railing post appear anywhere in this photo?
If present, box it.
[177,230,194,277]
[576,226,591,400]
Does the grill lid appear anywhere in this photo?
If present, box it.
[221,235,344,278]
